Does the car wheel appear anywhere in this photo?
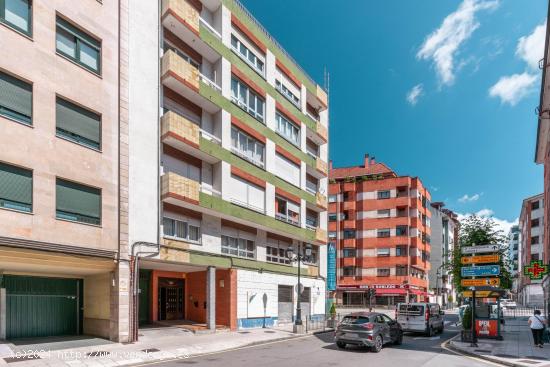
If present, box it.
[394,331,403,345]
[427,326,434,337]
[371,335,383,353]
[336,341,346,349]
[439,325,444,334]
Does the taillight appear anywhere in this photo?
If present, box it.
[425,309,429,321]
[361,323,375,330]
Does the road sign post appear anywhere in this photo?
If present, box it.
[461,254,500,265]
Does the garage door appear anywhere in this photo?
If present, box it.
[278,285,293,323]
[5,275,82,339]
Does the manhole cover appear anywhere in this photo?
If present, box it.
[4,355,41,363]
[86,351,110,357]
[142,348,161,353]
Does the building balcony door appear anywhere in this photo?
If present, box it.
[158,278,185,321]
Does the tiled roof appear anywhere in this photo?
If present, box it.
[330,162,395,179]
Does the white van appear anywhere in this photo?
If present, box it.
[396,303,445,336]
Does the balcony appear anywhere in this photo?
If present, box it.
[316,228,327,243]
[343,201,356,211]
[316,192,327,209]
[162,0,199,34]
[161,172,200,206]
[342,257,356,267]
[316,158,328,176]
[161,50,219,114]
[343,238,356,248]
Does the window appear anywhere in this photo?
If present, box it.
[274,153,300,187]
[532,253,540,261]
[328,231,337,239]
[0,70,32,125]
[231,127,265,167]
[343,266,356,277]
[1,0,31,35]
[0,161,32,212]
[275,79,300,107]
[377,229,390,238]
[275,197,300,226]
[421,251,430,261]
[303,245,318,265]
[306,211,318,229]
[377,268,390,277]
[163,217,200,243]
[328,213,337,222]
[56,97,101,150]
[306,176,317,194]
[56,16,101,74]
[56,178,100,225]
[221,235,255,259]
[377,248,390,257]
[396,225,408,236]
[230,34,264,75]
[266,240,291,265]
[532,218,540,227]
[231,77,264,121]
[343,229,356,239]
[276,112,300,146]
[228,174,265,213]
[377,190,390,199]
[328,195,337,203]
[343,248,356,258]
[396,245,407,257]
[531,236,540,245]
[396,265,407,276]
[532,201,540,210]
[377,209,390,218]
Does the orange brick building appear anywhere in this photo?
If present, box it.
[329,154,431,306]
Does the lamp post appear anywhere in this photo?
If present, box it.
[286,243,312,332]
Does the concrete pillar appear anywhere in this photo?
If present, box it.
[206,266,216,331]
[110,262,131,342]
[0,288,5,339]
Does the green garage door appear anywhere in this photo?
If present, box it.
[5,275,83,339]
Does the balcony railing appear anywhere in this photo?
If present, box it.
[316,158,328,175]
[275,212,300,227]
[199,17,221,39]
[316,123,328,141]
[316,228,327,242]
[316,192,327,208]
[199,72,221,93]
[162,172,200,203]
[200,128,221,145]
[161,111,200,146]
[162,0,199,33]
[230,198,265,214]
[162,50,200,91]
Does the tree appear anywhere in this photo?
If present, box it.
[451,214,512,294]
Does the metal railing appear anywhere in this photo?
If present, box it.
[199,17,221,39]
[200,73,222,93]
[200,129,221,145]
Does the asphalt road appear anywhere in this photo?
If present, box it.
[144,315,492,367]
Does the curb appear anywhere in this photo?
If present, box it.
[445,335,519,367]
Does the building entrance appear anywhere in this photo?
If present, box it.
[158,278,185,321]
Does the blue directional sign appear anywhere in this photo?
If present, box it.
[461,265,500,277]
[327,242,336,291]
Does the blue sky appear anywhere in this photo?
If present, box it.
[241,0,546,231]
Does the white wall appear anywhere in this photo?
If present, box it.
[128,0,160,246]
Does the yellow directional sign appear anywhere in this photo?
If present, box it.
[461,254,500,265]
[462,291,494,298]
[461,278,500,287]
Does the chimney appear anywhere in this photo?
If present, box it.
[364,154,370,168]
[371,156,376,165]
[329,160,333,170]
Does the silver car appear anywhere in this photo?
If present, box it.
[334,312,403,353]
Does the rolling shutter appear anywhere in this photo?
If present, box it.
[0,71,32,123]
[56,178,100,221]
[56,98,101,146]
[274,153,300,187]
[248,181,265,212]
[0,162,32,208]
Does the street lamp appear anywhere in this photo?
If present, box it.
[286,244,312,331]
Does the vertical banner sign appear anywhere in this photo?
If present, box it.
[327,242,337,291]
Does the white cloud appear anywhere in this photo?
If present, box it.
[475,208,494,217]
[489,72,537,105]
[417,0,499,86]
[406,84,424,105]
[458,193,481,203]
[457,210,518,235]
[516,21,547,70]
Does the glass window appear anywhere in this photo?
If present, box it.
[396,245,407,256]
[230,127,265,167]
[56,97,101,150]
[532,201,540,210]
[56,16,101,74]
[377,229,390,238]
[377,248,390,257]
[328,195,337,203]
[396,265,407,276]
[230,77,264,121]
[0,70,32,125]
[343,229,355,239]
[343,266,355,277]
[221,235,255,259]
[276,112,300,146]
[275,79,300,107]
[377,209,390,218]
[377,190,391,199]
[532,218,540,227]
[396,225,408,236]
[266,241,291,265]
[275,196,300,226]
[0,161,32,212]
[2,0,31,34]
[531,236,540,245]
[56,178,100,225]
[343,249,356,258]
[230,34,264,75]
[328,231,336,238]
[377,268,390,277]
[328,213,337,221]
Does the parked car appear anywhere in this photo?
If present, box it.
[396,303,445,336]
[501,299,517,310]
[334,312,403,352]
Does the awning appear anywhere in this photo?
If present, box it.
[376,289,407,295]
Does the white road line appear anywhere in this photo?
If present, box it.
[413,336,441,340]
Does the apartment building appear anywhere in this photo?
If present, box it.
[508,225,520,298]
[127,0,329,334]
[428,202,459,308]
[518,194,544,307]
[0,0,128,340]
[329,155,431,307]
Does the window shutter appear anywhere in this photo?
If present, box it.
[274,153,300,187]
[56,179,100,220]
[248,182,265,212]
[0,162,32,206]
[0,72,32,121]
[56,98,100,145]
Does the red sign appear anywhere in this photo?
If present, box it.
[475,320,498,337]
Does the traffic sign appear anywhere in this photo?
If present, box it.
[462,291,494,298]
[461,244,499,254]
[461,278,500,287]
[461,254,500,265]
[461,265,500,277]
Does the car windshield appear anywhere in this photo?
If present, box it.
[399,304,424,315]
[341,316,370,324]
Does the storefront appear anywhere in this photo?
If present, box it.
[338,285,427,306]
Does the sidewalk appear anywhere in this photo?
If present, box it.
[0,326,327,367]
[449,317,550,367]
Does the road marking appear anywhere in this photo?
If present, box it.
[441,338,504,367]
[413,336,441,340]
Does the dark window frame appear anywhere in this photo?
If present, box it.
[55,177,101,226]
[0,70,32,125]
[56,96,102,151]
[0,161,32,213]
[0,0,32,36]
